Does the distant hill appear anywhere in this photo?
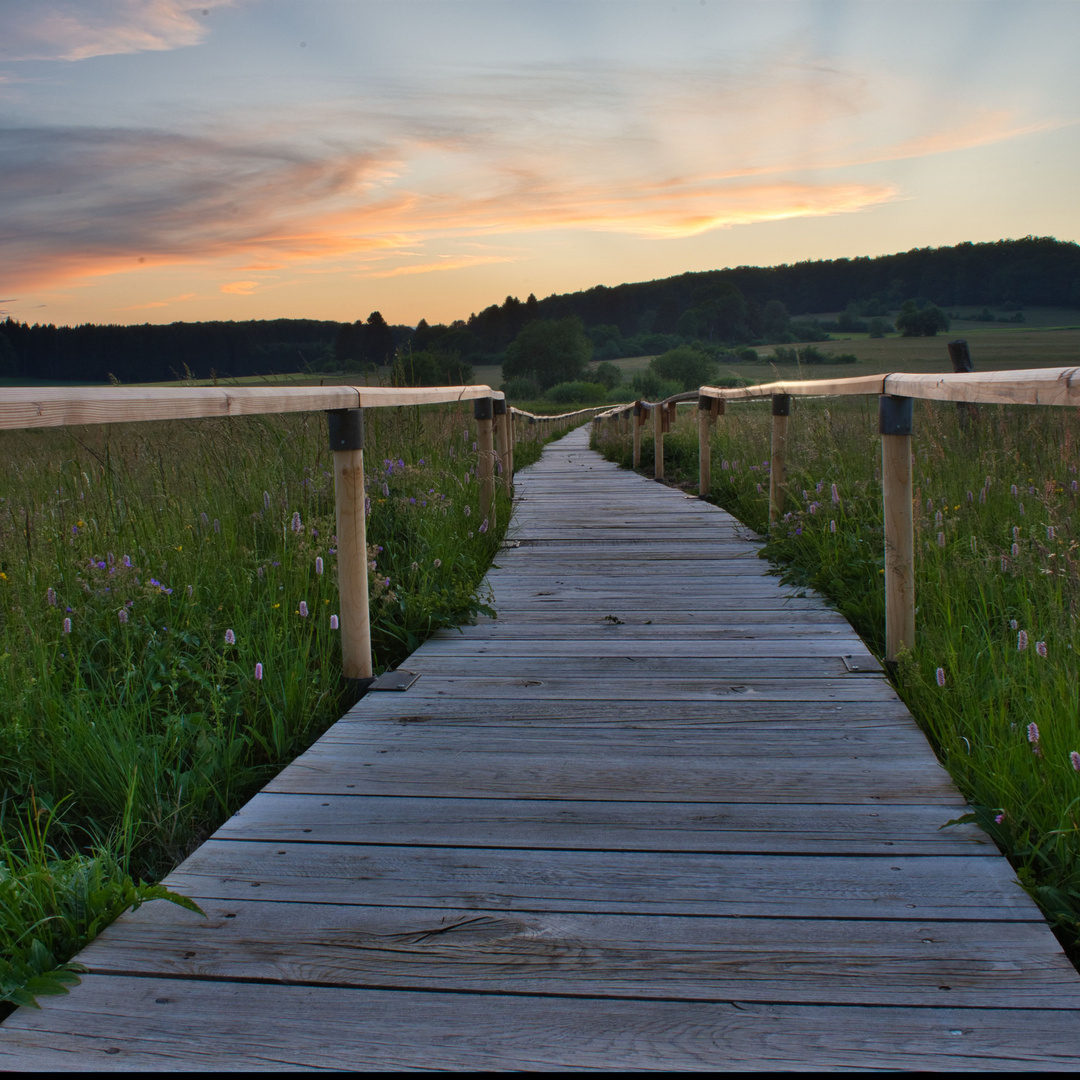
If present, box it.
[3,237,1077,383]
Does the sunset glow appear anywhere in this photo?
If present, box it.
[2,0,1078,327]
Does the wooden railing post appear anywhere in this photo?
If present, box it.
[698,396,712,497]
[769,394,790,524]
[493,398,512,491]
[653,399,664,480]
[475,397,495,521]
[880,395,915,664]
[633,402,644,469]
[327,408,372,683]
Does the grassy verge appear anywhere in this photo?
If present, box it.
[0,403,554,1011]
[594,398,1080,961]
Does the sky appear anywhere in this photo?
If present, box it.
[2,0,1079,328]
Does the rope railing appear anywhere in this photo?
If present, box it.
[593,365,1080,666]
[0,382,598,687]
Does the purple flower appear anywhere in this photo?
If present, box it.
[107,552,114,565]
[255,662,263,681]
[1013,526,1020,540]
[299,601,309,617]
[472,441,477,452]
[1011,543,1019,556]
[213,518,220,533]
[118,609,128,625]
[315,557,324,575]
[291,512,302,533]
[994,813,1005,825]
[1011,484,1018,496]
[1036,641,1047,657]
[62,617,71,634]
[831,483,840,505]
[66,605,74,613]
[1071,751,1080,772]
[1047,526,1055,540]
[200,512,209,526]
[330,614,339,630]
[937,531,946,548]
[409,497,416,505]
[935,667,946,687]
[123,555,132,568]
[479,518,488,534]
[1027,721,1040,744]
[464,505,471,517]
[1010,619,1018,630]
[47,587,56,606]
[382,482,389,497]
[264,491,271,510]
[829,520,837,534]
[1018,630,1028,651]
[225,629,236,645]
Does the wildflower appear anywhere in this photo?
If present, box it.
[1013,526,1020,541]
[464,505,471,517]
[1019,503,1025,516]
[1018,630,1028,651]
[816,481,824,494]
[937,532,946,548]
[76,519,85,528]
[299,601,309,617]
[201,512,209,526]
[62,617,71,634]
[433,558,441,569]
[1012,543,1019,556]
[935,667,946,687]
[994,813,1005,825]
[979,489,987,504]
[330,614,339,630]
[118,609,128,625]
[47,587,56,606]
[255,662,263,681]
[831,484,840,505]
[264,491,271,510]
[364,497,371,516]
[1010,619,1019,630]
[1071,751,1080,772]
[383,577,390,587]
[1011,484,1018,496]
[409,497,416,505]
[1036,641,1047,657]
[213,518,220,533]
[966,490,973,503]
[1073,481,1078,493]
[225,629,236,645]
[315,557,324,575]
[809,502,819,515]
[1048,526,1055,541]
[926,498,933,512]
[935,511,943,527]
[829,520,837,534]
[410,561,419,572]
[187,584,194,597]
[291,512,302,533]
[123,555,132,568]
[479,518,489,534]
[382,482,389,497]
[756,483,763,494]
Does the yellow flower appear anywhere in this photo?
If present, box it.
[76,520,86,528]
[174,545,182,552]
[0,572,7,581]
[272,603,281,608]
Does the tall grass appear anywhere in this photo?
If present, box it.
[0,403,546,1008]
[595,400,1080,958]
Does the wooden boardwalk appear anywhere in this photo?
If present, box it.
[3,425,1080,1070]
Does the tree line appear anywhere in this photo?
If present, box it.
[2,237,1077,383]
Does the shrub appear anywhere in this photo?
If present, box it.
[544,381,608,404]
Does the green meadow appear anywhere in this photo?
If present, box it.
[0,402,547,1010]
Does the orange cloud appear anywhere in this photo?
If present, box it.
[121,291,197,310]
[369,255,518,278]
[220,281,259,295]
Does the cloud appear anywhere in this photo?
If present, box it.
[121,291,197,309]
[0,1,235,63]
[219,281,258,294]
[369,255,518,278]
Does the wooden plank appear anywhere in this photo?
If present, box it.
[215,793,990,854]
[6,976,1080,1071]
[164,841,1039,920]
[401,656,866,678]
[75,902,1078,1009]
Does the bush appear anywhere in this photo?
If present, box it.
[630,370,682,400]
[501,376,541,400]
[649,346,718,391]
[593,361,623,389]
[544,381,608,404]
[502,318,592,390]
[868,318,892,338]
[896,301,950,337]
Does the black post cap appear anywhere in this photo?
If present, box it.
[771,394,791,417]
[879,394,914,436]
[327,408,364,451]
[474,397,494,421]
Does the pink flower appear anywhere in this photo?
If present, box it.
[479,518,488,534]
[1010,619,1018,630]
[937,531,946,548]
[255,662,263,681]
[935,667,946,687]
[1018,630,1028,651]
[315,557,324,575]
[291,511,302,533]
[1011,543,1019,556]
[1036,641,1047,658]
[47,587,57,606]
[330,614,339,630]
[831,483,840,505]
[118,609,128,625]
[62,617,71,634]
[1027,722,1040,744]
[1071,751,1080,772]
[829,520,837,533]
[464,505,471,517]
[225,629,236,645]
[299,601,309,617]
[994,813,1005,825]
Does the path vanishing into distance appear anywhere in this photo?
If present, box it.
[3,425,1080,1070]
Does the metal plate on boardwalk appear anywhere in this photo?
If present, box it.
[370,669,420,692]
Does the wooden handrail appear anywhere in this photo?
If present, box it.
[594,364,1080,668]
[0,383,505,431]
